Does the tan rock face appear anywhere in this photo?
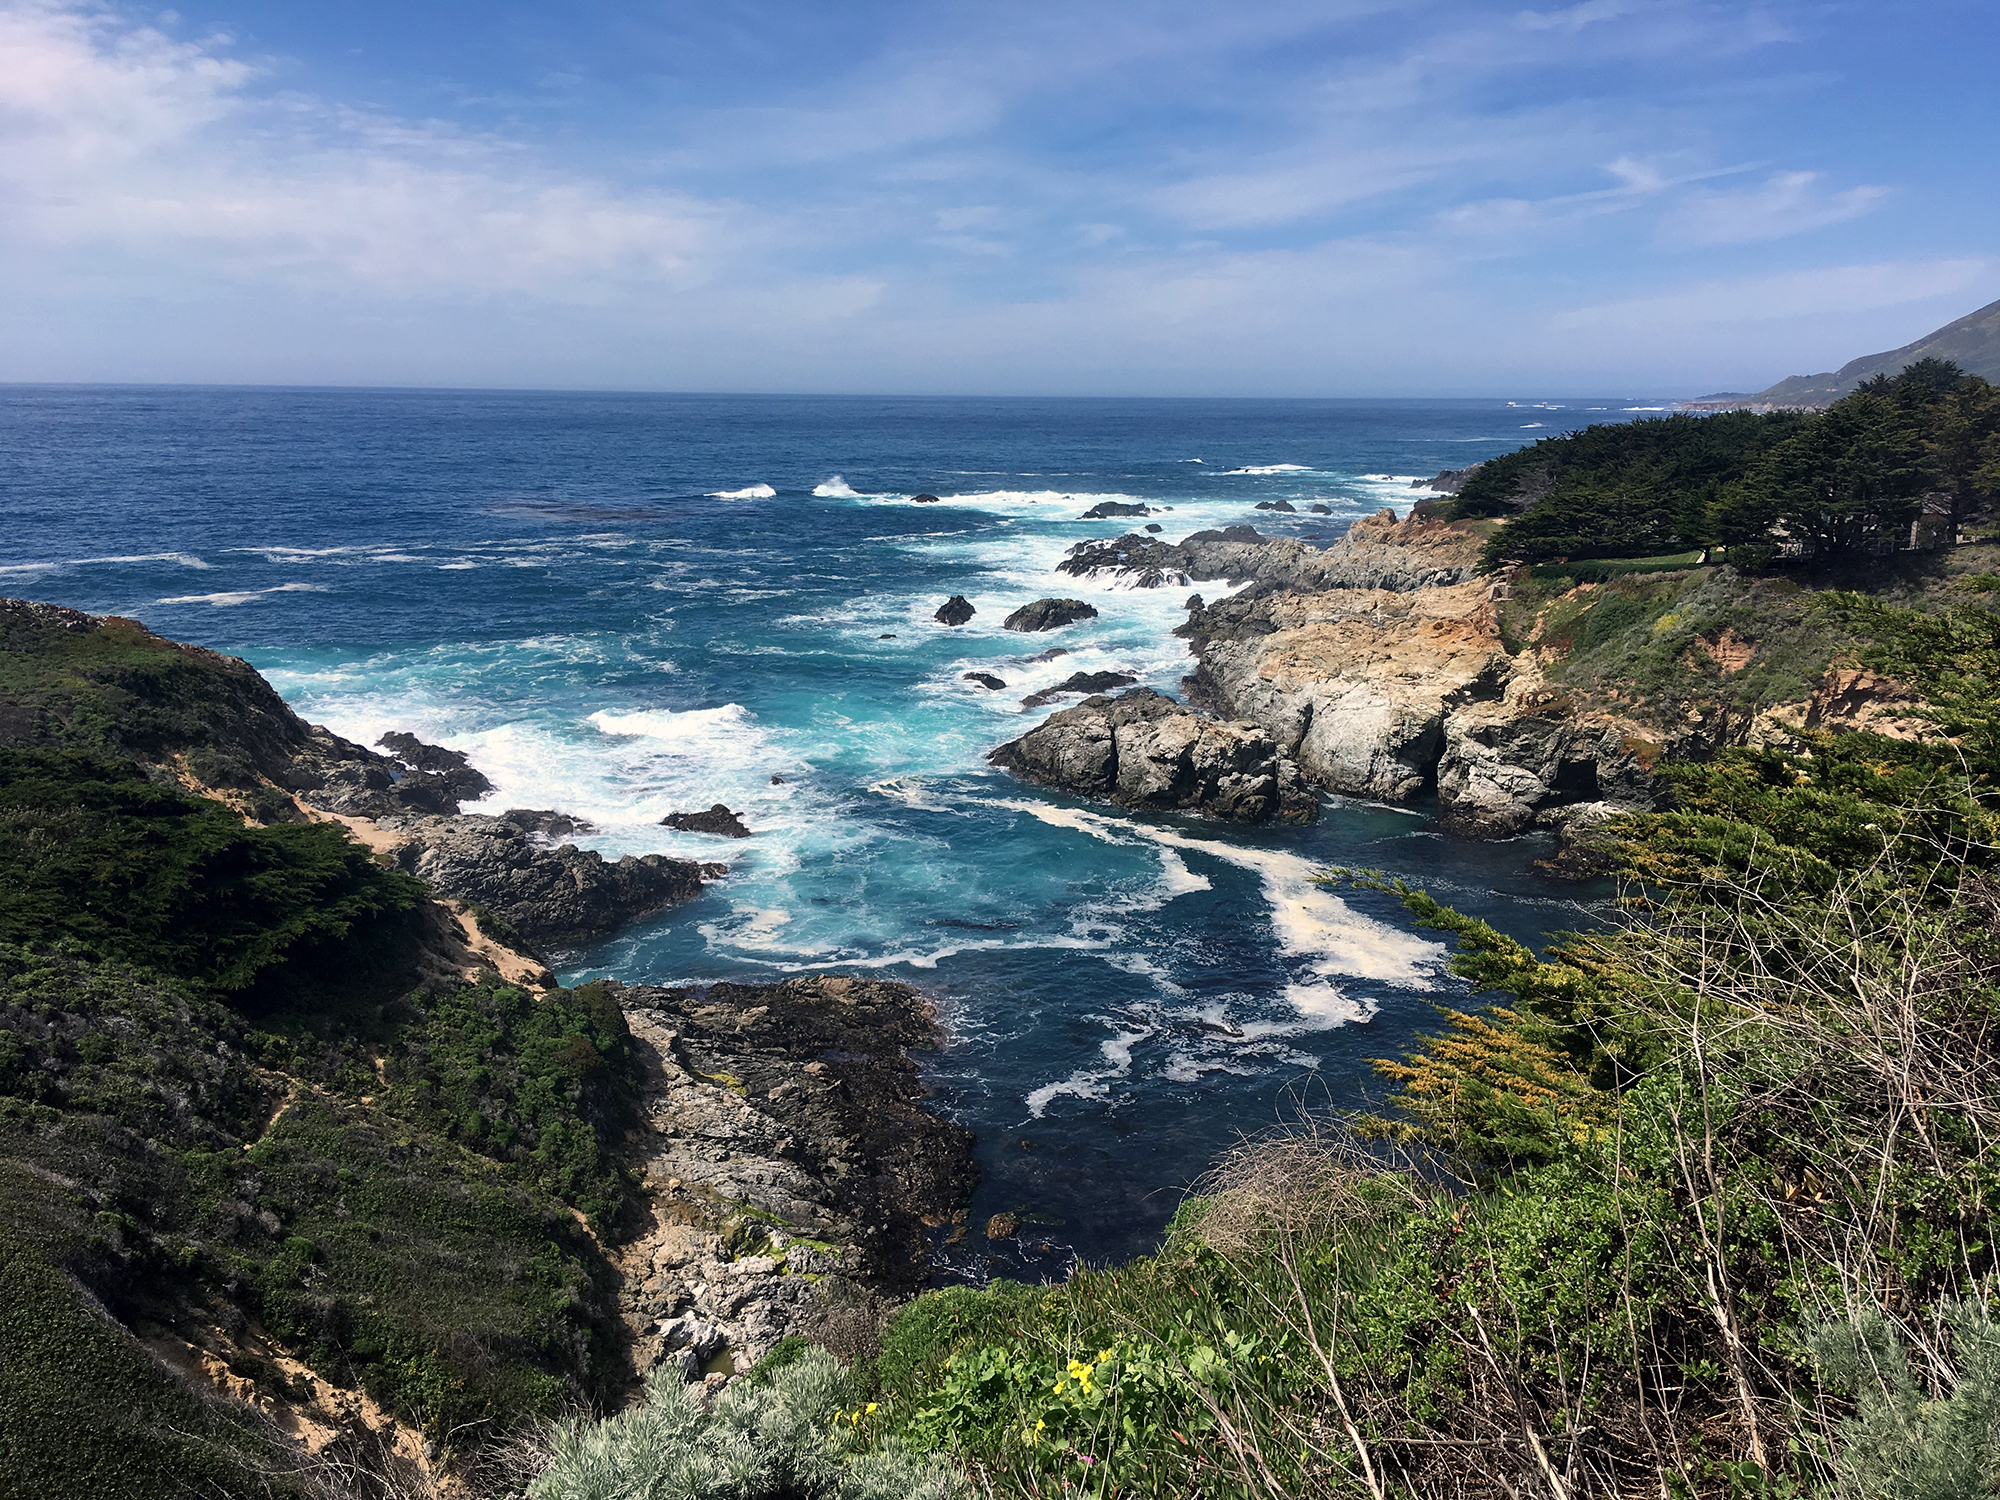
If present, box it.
[1179,519,1662,835]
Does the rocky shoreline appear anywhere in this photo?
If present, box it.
[986,510,1665,839]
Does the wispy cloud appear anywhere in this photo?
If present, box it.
[1662,170,1888,246]
[0,0,1993,394]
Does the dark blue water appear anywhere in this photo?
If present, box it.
[1,385,1614,1267]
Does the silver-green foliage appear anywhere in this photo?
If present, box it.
[1813,1301,2000,1500]
[527,1348,965,1500]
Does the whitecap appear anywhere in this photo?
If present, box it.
[711,484,777,500]
[156,582,326,607]
[587,703,756,743]
[1222,464,1314,475]
[1520,423,1544,428]
[85,552,212,569]
[813,476,859,498]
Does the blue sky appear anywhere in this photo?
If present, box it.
[2,0,1995,395]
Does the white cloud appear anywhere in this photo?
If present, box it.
[0,4,729,294]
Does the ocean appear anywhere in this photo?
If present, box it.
[1,385,1623,1269]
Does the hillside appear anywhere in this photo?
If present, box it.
[1746,294,2000,406]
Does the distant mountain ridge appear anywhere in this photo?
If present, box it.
[1747,295,2000,407]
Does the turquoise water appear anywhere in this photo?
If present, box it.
[2,386,1619,1267]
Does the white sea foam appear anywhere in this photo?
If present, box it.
[588,703,757,746]
[1222,464,1313,475]
[0,562,57,576]
[156,582,326,607]
[813,476,859,498]
[1520,423,1544,428]
[711,484,777,500]
[989,797,1440,1017]
[88,551,212,569]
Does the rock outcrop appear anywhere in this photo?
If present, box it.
[1080,501,1151,519]
[1058,512,1479,594]
[387,815,714,950]
[1019,670,1137,708]
[934,595,976,626]
[989,688,1318,824]
[662,804,753,838]
[610,975,976,1377]
[964,672,1006,691]
[1002,598,1099,632]
[1172,520,1659,835]
[911,493,942,504]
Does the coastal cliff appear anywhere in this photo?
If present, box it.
[0,598,977,1497]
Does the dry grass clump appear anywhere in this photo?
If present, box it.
[1192,1120,1424,1257]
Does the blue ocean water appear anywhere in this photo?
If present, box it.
[1,386,1621,1268]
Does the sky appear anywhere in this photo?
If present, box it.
[2,0,1997,396]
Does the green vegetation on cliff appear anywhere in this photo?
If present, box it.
[1452,360,2000,569]
[0,726,648,1495]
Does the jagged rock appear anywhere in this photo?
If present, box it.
[1184,595,1204,611]
[1417,464,1483,494]
[911,493,942,504]
[502,808,595,843]
[934,595,976,626]
[989,688,1317,824]
[964,673,1006,691]
[1020,671,1138,708]
[376,732,495,804]
[1253,499,1297,513]
[389,815,706,948]
[1061,512,1481,594]
[1166,516,1665,833]
[662,804,752,838]
[1080,501,1151,519]
[1002,598,1099,632]
[611,975,977,1375]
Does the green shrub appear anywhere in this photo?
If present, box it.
[528,1347,964,1500]
[0,747,422,992]
[1812,1302,2000,1500]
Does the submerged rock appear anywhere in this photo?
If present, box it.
[934,595,976,626]
[989,687,1317,824]
[1002,598,1099,632]
[964,672,1006,691]
[1019,670,1138,708]
[662,804,752,838]
[911,493,942,504]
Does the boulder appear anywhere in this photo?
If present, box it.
[1309,503,1332,515]
[911,493,942,504]
[934,595,976,626]
[1079,501,1150,519]
[964,673,1006,691]
[662,804,752,838]
[1002,598,1099,632]
[1253,499,1297,513]
[1144,523,1163,533]
[989,688,1317,824]
[1020,671,1138,709]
